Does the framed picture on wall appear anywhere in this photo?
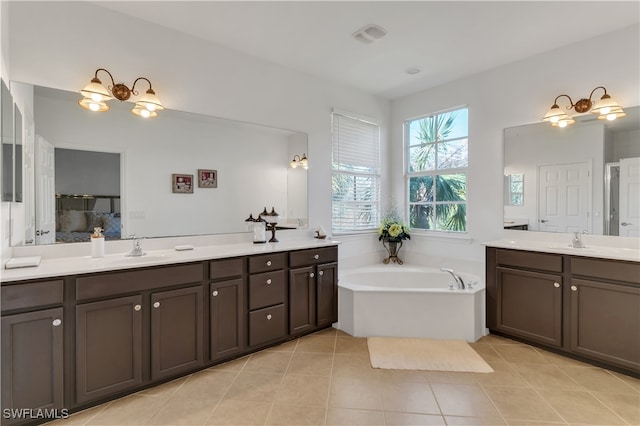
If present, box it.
[198,169,218,188]
[172,174,194,193]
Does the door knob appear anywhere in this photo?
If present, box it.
[571,285,578,291]
[212,290,219,297]
[621,222,632,226]
[319,271,324,276]
[314,254,320,260]
[553,282,560,288]
[540,219,549,223]
[266,314,272,320]
[153,302,160,308]
[266,260,272,266]
[309,272,315,278]
[266,279,272,285]
[134,304,142,311]
[52,319,62,327]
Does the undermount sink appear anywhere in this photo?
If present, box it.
[107,254,171,266]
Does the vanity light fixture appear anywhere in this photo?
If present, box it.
[79,68,164,118]
[542,86,626,128]
[290,153,309,169]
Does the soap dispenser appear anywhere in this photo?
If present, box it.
[91,227,105,257]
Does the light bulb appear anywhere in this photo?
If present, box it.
[558,120,568,128]
[89,102,100,112]
[606,113,617,121]
[600,106,611,115]
[146,103,157,112]
[140,109,150,118]
[550,116,560,123]
[90,93,103,102]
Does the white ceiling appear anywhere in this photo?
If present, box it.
[94,1,640,100]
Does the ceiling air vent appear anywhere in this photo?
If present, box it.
[352,24,388,44]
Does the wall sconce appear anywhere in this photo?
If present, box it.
[542,86,626,128]
[79,68,164,118]
[290,153,308,169]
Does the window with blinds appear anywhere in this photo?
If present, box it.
[331,111,381,233]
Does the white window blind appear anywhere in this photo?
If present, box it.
[331,112,381,232]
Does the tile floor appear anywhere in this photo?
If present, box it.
[51,329,640,426]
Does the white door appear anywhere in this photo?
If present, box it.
[538,162,591,233]
[619,157,640,237]
[35,135,55,244]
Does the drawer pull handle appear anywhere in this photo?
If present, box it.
[212,290,219,297]
[571,285,578,292]
[153,302,161,308]
[266,260,272,266]
[319,271,324,276]
[310,272,315,278]
[553,282,560,288]
[266,279,272,285]
[134,304,142,311]
[267,314,272,320]
[314,254,320,260]
[52,319,62,327]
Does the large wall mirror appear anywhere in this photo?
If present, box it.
[10,82,308,246]
[504,105,639,237]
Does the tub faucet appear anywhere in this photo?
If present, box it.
[441,268,465,290]
[126,235,146,257]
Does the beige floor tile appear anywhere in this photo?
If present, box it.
[208,356,248,372]
[592,391,640,425]
[205,399,271,425]
[384,411,446,425]
[473,362,528,387]
[378,369,432,383]
[329,375,384,410]
[313,326,339,336]
[224,371,283,403]
[287,352,334,377]
[295,335,336,353]
[336,329,353,337]
[430,383,500,417]
[244,350,293,374]
[560,366,638,393]
[265,339,298,352]
[491,345,550,364]
[539,389,627,425]
[332,353,377,379]
[48,403,109,425]
[444,415,507,425]
[136,376,188,398]
[146,395,217,425]
[512,363,583,390]
[326,407,386,425]
[609,371,640,392]
[86,394,166,425]
[533,348,592,368]
[479,334,525,346]
[172,370,237,402]
[470,342,505,364]
[266,404,326,425]
[380,380,440,414]
[275,374,331,407]
[483,385,564,423]
[506,420,568,425]
[335,336,369,355]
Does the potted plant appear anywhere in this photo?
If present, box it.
[377,212,410,264]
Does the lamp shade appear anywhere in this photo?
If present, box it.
[80,78,112,103]
[591,94,624,118]
[135,89,164,112]
[299,154,308,169]
[542,105,569,123]
[131,106,158,118]
[597,107,627,121]
[553,116,576,128]
[78,97,110,112]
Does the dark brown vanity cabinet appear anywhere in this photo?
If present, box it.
[1,280,65,422]
[487,247,640,375]
[209,258,245,361]
[289,247,338,336]
[247,253,287,347]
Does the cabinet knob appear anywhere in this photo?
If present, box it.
[319,270,324,276]
[314,254,320,260]
[153,301,161,308]
[309,272,315,278]
[134,304,142,311]
[212,290,219,297]
[266,278,272,285]
[52,319,62,327]
[571,285,578,292]
[267,314,272,320]
[553,282,560,288]
[266,260,272,266]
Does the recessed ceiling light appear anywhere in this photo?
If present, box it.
[405,67,422,75]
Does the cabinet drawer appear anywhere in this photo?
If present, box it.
[248,304,286,347]
[289,246,338,268]
[571,257,640,285]
[210,257,245,280]
[249,270,286,310]
[1,280,64,312]
[249,253,286,274]
[76,264,203,301]
[496,249,562,273]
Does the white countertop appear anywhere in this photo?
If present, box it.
[1,239,340,283]
[484,238,640,262]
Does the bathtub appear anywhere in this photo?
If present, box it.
[338,264,486,342]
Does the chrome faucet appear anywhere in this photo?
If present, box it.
[441,268,465,290]
[571,231,587,248]
[126,235,146,257]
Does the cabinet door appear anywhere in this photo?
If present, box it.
[496,267,563,347]
[316,262,337,328]
[76,295,143,404]
[289,266,315,335]
[151,286,204,380]
[210,278,245,361]
[570,279,640,372]
[1,308,64,418]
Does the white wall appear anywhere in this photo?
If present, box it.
[0,0,11,261]
[390,24,639,267]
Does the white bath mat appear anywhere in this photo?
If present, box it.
[367,337,494,373]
